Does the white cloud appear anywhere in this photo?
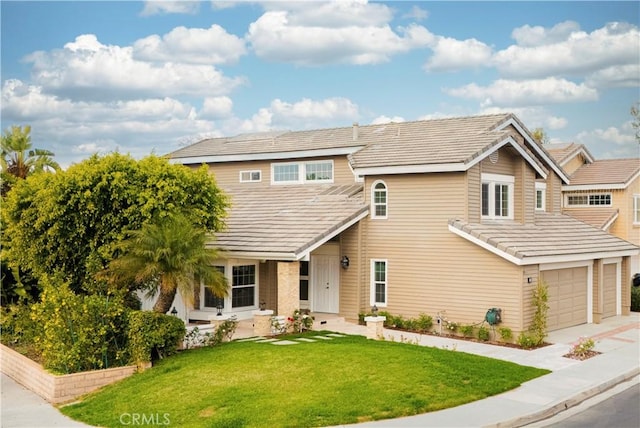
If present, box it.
[480,106,568,131]
[511,21,581,47]
[585,64,640,88]
[493,22,640,80]
[246,7,433,66]
[72,141,113,154]
[201,96,234,119]
[425,36,492,72]
[140,1,199,16]
[133,25,246,65]
[402,5,428,21]
[446,78,598,107]
[25,34,245,101]
[371,115,405,124]
[576,123,639,159]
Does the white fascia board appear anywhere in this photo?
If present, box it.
[559,148,595,166]
[562,183,626,191]
[448,224,524,265]
[295,209,369,260]
[169,146,365,165]
[352,162,467,176]
[466,137,548,179]
[496,118,570,184]
[602,212,619,231]
[449,224,639,266]
[352,137,547,178]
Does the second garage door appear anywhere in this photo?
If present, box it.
[541,267,588,331]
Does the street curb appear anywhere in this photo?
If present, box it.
[489,366,640,428]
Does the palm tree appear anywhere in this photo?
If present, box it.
[1,125,60,195]
[102,213,227,314]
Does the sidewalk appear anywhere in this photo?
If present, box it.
[1,314,638,428]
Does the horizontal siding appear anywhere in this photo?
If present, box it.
[205,156,356,188]
[339,223,361,320]
[362,172,522,328]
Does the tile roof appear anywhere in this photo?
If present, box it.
[210,184,367,259]
[448,212,638,265]
[567,158,640,188]
[564,209,619,230]
[546,142,594,166]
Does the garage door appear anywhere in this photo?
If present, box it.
[542,267,588,331]
[603,264,617,318]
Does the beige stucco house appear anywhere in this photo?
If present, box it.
[547,142,640,295]
[160,114,639,334]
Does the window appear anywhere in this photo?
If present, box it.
[203,266,225,309]
[535,183,546,211]
[299,261,309,301]
[566,193,612,207]
[232,265,256,308]
[371,260,387,306]
[271,161,333,184]
[481,174,514,219]
[634,195,640,225]
[240,170,261,182]
[372,181,387,219]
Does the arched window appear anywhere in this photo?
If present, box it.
[372,180,387,219]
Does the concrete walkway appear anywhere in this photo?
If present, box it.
[1,314,638,427]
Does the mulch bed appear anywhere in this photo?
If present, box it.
[562,350,601,361]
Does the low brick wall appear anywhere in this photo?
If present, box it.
[0,344,137,403]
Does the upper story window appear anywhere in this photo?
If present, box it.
[371,180,388,219]
[240,170,261,183]
[633,195,640,225]
[566,193,612,207]
[271,161,333,184]
[481,173,514,220]
[535,182,546,211]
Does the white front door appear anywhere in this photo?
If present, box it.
[311,255,340,313]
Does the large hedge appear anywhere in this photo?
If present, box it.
[1,153,227,294]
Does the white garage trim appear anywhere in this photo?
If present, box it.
[540,260,593,324]
[603,258,622,316]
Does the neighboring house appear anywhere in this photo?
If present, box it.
[547,143,640,305]
[158,114,638,334]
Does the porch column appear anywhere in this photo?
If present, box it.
[277,261,300,318]
[622,256,630,316]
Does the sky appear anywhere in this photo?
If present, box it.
[1,1,639,169]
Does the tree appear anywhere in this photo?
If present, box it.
[1,125,60,196]
[531,128,549,145]
[1,153,228,294]
[631,103,640,144]
[102,213,227,314]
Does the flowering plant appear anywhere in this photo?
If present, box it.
[446,321,458,333]
[288,309,314,333]
[570,336,596,359]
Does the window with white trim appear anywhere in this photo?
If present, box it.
[535,182,546,211]
[370,259,387,307]
[271,161,333,184]
[566,193,612,207]
[634,195,640,225]
[481,174,514,219]
[231,264,256,308]
[371,180,387,219]
[240,170,261,183]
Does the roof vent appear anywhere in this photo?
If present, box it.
[352,122,359,141]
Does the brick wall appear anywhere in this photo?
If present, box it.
[1,344,137,403]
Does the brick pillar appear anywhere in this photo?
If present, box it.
[253,309,274,337]
[364,316,386,340]
[277,261,299,318]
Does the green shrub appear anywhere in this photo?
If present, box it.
[477,326,490,341]
[0,303,41,348]
[498,327,513,342]
[517,332,537,349]
[631,286,640,312]
[460,324,475,337]
[128,311,185,364]
[32,276,130,374]
[415,313,433,333]
[530,280,549,346]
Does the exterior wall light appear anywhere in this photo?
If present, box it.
[341,256,350,269]
[170,307,178,317]
[216,304,223,316]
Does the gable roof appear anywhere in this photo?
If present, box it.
[564,158,640,191]
[448,212,639,266]
[209,184,367,260]
[169,113,565,181]
[564,209,619,231]
[546,142,595,166]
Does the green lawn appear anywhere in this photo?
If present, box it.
[61,332,549,427]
